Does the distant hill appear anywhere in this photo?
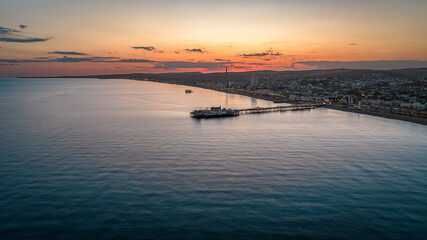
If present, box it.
[33,68,427,81]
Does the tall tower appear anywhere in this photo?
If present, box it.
[226,67,229,88]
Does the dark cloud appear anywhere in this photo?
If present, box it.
[241,51,284,57]
[132,46,164,53]
[49,51,87,55]
[132,46,155,51]
[264,59,271,61]
[116,58,155,63]
[54,56,112,63]
[0,56,154,64]
[0,37,49,43]
[270,52,283,56]
[348,43,357,45]
[215,58,229,61]
[19,25,27,29]
[0,27,19,35]
[293,60,427,70]
[91,57,118,60]
[0,26,49,43]
[154,61,224,70]
[0,58,45,63]
[54,56,133,63]
[185,48,205,53]
[241,52,270,57]
[174,51,180,54]
[0,63,19,66]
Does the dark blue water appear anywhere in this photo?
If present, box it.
[0,78,426,239]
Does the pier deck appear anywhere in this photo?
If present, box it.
[237,104,319,114]
[190,104,323,118]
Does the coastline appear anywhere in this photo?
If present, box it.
[324,105,427,126]
[26,76,426,126]
[136,79,427,126]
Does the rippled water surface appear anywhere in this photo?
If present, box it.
[0,78,426,239]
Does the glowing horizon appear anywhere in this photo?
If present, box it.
[1,0,426,77]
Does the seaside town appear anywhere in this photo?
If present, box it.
[83,68,427,120]
[225,69,427,119]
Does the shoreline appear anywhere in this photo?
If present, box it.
[324,105,427,126]
[137,79,427,126]
[32,76,426,126]
[19,76,427,126]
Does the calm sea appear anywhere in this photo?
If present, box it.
[0,78,426,240]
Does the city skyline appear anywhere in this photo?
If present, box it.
[1,0,427,77]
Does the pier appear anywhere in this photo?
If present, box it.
[191,104,322,118]
[237,104,319,115]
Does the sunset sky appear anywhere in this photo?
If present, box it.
[1,0,426,77]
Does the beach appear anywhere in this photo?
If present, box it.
[324,105,427,126]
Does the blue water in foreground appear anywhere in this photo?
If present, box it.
[0,78,426,239]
